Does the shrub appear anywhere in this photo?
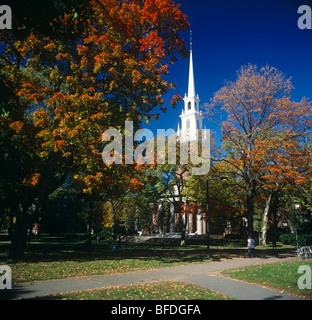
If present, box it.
[279,233,312,246]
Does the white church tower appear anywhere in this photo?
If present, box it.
[178,32,204,141]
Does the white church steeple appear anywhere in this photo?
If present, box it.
[179,31,203,141]
[188,33,195,98]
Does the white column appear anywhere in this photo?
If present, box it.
[158,204,163,234]
[170,202,175,233]
[197,210,203,235]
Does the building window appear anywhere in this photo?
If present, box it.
[186,119,190,129]
[188,102,191,110]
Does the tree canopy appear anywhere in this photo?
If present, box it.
[0,0,189,258]
[207,64,312,236]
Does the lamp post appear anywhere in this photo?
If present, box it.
[206,176,228,259]
[206,178,210,259]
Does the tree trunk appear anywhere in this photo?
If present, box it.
[85,201,94,245]
[180,201,187,246]
[8,192,38,259]
[8,154,72,258]
[246,181,254,236]
[8,210,29,259]
[110,199,116,241]
[261,193,272,247]
[270,191,280,247]
[180,219,187,247]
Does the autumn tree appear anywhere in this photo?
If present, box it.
[208,64,312,236]
[156,133,211,245]
[184,161,243,236]
[0,0,189,258]
[158,162,189,244]
[255,132,312,245]
[118,137,198,244]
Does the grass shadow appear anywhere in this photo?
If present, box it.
[0,238,296,265]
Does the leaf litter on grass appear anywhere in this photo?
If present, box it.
[37,281,234,300]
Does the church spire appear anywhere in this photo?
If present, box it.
[187,31,196,98]
[190,29,193,52]
[179,30,203,141]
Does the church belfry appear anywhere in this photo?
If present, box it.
[178,31,204,141]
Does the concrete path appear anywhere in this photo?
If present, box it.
[0,255,305,300]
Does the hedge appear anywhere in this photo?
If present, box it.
[279,233,312,246]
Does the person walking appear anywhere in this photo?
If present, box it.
[247,236,256,258]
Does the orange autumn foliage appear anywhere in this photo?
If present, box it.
[208,64,312,234]
[1,0,189,199]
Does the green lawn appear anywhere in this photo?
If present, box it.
[221,260,312,299]
[34,281,234,300]
[1,239,306,300]
[0,239,296,284]
[9,257,207,283]
[1,240,212,283]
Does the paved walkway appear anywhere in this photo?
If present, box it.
[0,254,306,300]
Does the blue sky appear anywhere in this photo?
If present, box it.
[146,0,312,146]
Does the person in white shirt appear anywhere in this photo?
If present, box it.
[247,236,256,258]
